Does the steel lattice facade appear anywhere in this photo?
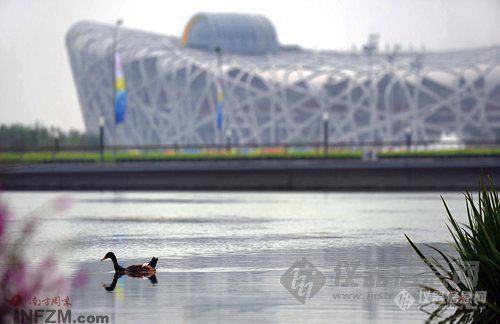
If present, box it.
[66,15,500,146]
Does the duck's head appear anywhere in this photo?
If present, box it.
[101,251,115,261]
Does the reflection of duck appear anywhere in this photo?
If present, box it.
[101,252,158,274]
[102,272,158,292]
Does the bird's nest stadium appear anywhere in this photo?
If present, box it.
[66,12,500,146]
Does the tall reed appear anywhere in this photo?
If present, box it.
[406,177,499,322]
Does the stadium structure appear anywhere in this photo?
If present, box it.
[66,12,500,146]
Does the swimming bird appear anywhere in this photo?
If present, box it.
[101,252,158,274]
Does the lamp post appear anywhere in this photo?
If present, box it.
[99,115,105,162]
[214,46,224,148]
[54,129,60,154]
[363,34,379,149]
[405,126,412,151]
[112,18,123,162]
[267,53,278,145]
[323,111,329,157]
[225,129,232,153]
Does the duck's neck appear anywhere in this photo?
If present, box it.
[109,254,125,272]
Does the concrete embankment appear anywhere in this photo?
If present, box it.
[1,158,499,191]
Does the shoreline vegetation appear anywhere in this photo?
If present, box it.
[1,123,499,164]
[405,178,500,322]
[1,148,500,164]
[0,123,98,148]
[0,196,85,323]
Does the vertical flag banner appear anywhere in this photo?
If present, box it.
[215,77,223,130]
[114,52,127,124]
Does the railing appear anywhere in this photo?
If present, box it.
[1,140,500,164]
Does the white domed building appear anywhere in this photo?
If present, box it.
[66,13,500,145]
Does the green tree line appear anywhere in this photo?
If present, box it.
[0,123,98,148]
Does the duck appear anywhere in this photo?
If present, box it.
[101,251,158,274]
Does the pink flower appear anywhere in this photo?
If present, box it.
[0,196,72,322]
[72,268,88,288]
[52,196,72,212]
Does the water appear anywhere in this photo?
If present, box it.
[2,191,467,323]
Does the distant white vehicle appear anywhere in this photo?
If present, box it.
[428,132,465,150]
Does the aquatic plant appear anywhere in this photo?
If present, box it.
[405,177,500,322]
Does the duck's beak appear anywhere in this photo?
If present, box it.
[100,256,107,261]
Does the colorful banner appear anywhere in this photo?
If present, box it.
[215,78,223,130]
[114,52,127,124]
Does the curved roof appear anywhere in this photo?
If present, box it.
[66,21,500,145]
[181,12,279,55]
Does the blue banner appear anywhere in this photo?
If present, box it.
[216,103,223,130]
[114,52,127,124]
[115,91,127,124]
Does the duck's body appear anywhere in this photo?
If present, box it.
[101,252,158,274]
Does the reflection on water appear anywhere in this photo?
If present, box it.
[3,191,466,323]
[102,273,157,292]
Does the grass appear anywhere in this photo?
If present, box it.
[0,152,101,164]
[380,148,500,158]
[1,147,500,164]
[405,177,500,322]
[0,149,361,164]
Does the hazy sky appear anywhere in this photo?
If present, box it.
[1,0,499,131]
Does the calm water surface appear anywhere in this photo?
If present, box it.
[3,191,466,323]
